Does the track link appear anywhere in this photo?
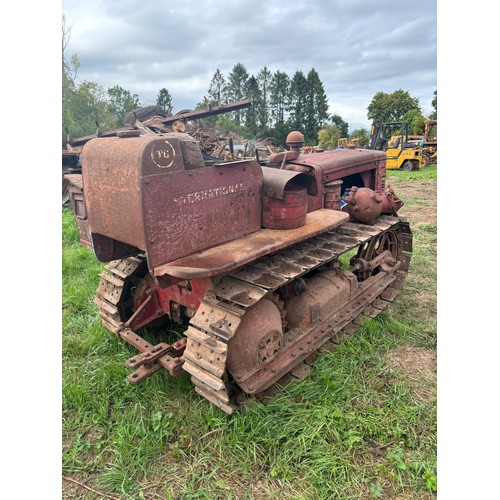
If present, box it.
[94,254,147,333]
[183,216,412,414]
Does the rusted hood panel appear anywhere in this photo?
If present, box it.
[289,149,386,179]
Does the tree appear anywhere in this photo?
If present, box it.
[257,66,272,131]
[317,124,342,150]
[367,91,391,122]
[350,128,369,147]
[156,88,173,113]
[245,75,262,138]
[108,85,140,125]
[269,70,290,145]
[213,112,249,138]
[330,114,349,138]
[390,89,421,122]
[402,109,425,135]
[78,81,118,132]
[62,15,75,145]
[226,63,249,126]
[62,15,71,94]
[367,89,421,122]
[429,90,437,120]
[62,58,76,144]
[288,70,309,135]
[207,69,227,105]
[303,68,330,144]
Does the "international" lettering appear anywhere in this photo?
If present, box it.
[174,183,245,204]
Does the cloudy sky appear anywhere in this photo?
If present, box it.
[62,0,437,132]
[62,0,436,132]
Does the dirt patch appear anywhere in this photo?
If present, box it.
[384,345,436,401]
[389,179,437,227]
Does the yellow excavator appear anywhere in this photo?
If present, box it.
[367,120,422,171]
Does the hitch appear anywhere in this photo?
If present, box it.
[117,327,186,384]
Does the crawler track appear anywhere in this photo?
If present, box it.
[94,255,147,333]
[94,216,412,414]
[182,216,412,413]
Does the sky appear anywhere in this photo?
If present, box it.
[62,0,437,133]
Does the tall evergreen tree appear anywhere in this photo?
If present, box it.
[207,69,227,104]
[310,69,329,126]
[156,88,173,113]
[245,75,262,137]
[226,63,249,126]
[303,68,329,143]
[269,70,290,145]
[257,66,272,131]
[288,70,309,134]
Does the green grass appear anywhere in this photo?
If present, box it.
[62,170,437,499]
[386,163,437,182]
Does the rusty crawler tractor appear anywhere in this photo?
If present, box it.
[66,130,412,414]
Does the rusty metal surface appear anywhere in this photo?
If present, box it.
[83,136,158,250]
[83,136,264,267]
[64,173,83,190]
[261,166,317,199]
[346,187,383,225]
[262,185,307,230]
[78,125,415,414]
[92,212,411,414]
[226,299,283,383]
[142,159,263,269]
[287,148,387,194]
[380,187,404,215]
[323,180,342,210]
[93,255,147,333]
[238,265,397,394]
[119,328,186,379]
[291,149,385,175]
[153,209,349,279]
[180,216,412,412]
[146,99,251,127]
[66,177,92,248]
[156,277,214,320]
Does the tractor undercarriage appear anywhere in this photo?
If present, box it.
[94,216,412,414]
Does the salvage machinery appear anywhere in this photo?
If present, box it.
[367,120,422,171]
[66,129,412,414]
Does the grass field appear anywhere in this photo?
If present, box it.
[62,165,437,499]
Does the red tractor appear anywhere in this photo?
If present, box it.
[66,129,412,414]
